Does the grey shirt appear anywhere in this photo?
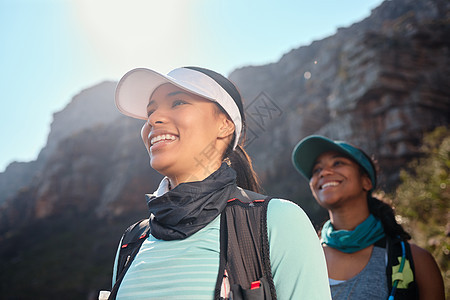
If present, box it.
[329,246,389,299]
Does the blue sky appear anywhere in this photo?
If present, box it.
[0,0,384,172]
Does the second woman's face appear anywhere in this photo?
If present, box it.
[140,83,233,181]
[309,151,372,209]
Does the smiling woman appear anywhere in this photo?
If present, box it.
[292,135,445,300]
[104,66,331,299]
[141,83,234,185]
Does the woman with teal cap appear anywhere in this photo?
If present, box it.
[292,135,444,300]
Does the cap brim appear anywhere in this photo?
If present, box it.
[292,135,354,180]
[115,68,218,120]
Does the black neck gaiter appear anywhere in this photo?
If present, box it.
[146,163,237,240]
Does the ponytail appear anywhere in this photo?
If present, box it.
[217,103,261,193]
[227,144,261,193]
[354,153,411,241]
[368,195,411,241]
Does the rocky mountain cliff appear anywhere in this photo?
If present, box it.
[0,81,121,207]
[230,0,449,193]
[0,0,448,298]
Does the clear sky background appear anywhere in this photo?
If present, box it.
[0,0,384,172]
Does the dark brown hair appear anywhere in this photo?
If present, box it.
[368,195,411,240]
[224,135,261,193]
[359,154,411,240]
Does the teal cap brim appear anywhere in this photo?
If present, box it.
[292,135,376,188]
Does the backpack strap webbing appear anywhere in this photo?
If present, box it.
[214,187,276,300]
[109,219,150,300]
[385,236,419,300]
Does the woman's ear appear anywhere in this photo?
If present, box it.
[218,117,235,139]
[362,174,373,192]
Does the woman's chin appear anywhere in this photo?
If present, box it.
[315,197,340,210]
[150,156,174,175]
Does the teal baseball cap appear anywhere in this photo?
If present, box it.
[292,135,376,188]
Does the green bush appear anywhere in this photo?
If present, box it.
[393,126,449,296]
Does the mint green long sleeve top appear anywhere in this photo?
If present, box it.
[113,198,331,299]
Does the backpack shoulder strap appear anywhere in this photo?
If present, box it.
[228,187,268,203]
[214,187,276,300]
[386,236,419,300]
[109,218,150,300]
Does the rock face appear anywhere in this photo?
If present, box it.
[0,103,160,230]
[0,81,121,206]
[0,0,448,298]
[230,0,450,192]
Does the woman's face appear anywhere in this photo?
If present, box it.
[309,151,372,210]
[141,83,234,183]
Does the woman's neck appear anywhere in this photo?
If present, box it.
[328,201,370,231]
[167,161,223,188]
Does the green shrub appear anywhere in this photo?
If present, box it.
[393,126,449,297]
